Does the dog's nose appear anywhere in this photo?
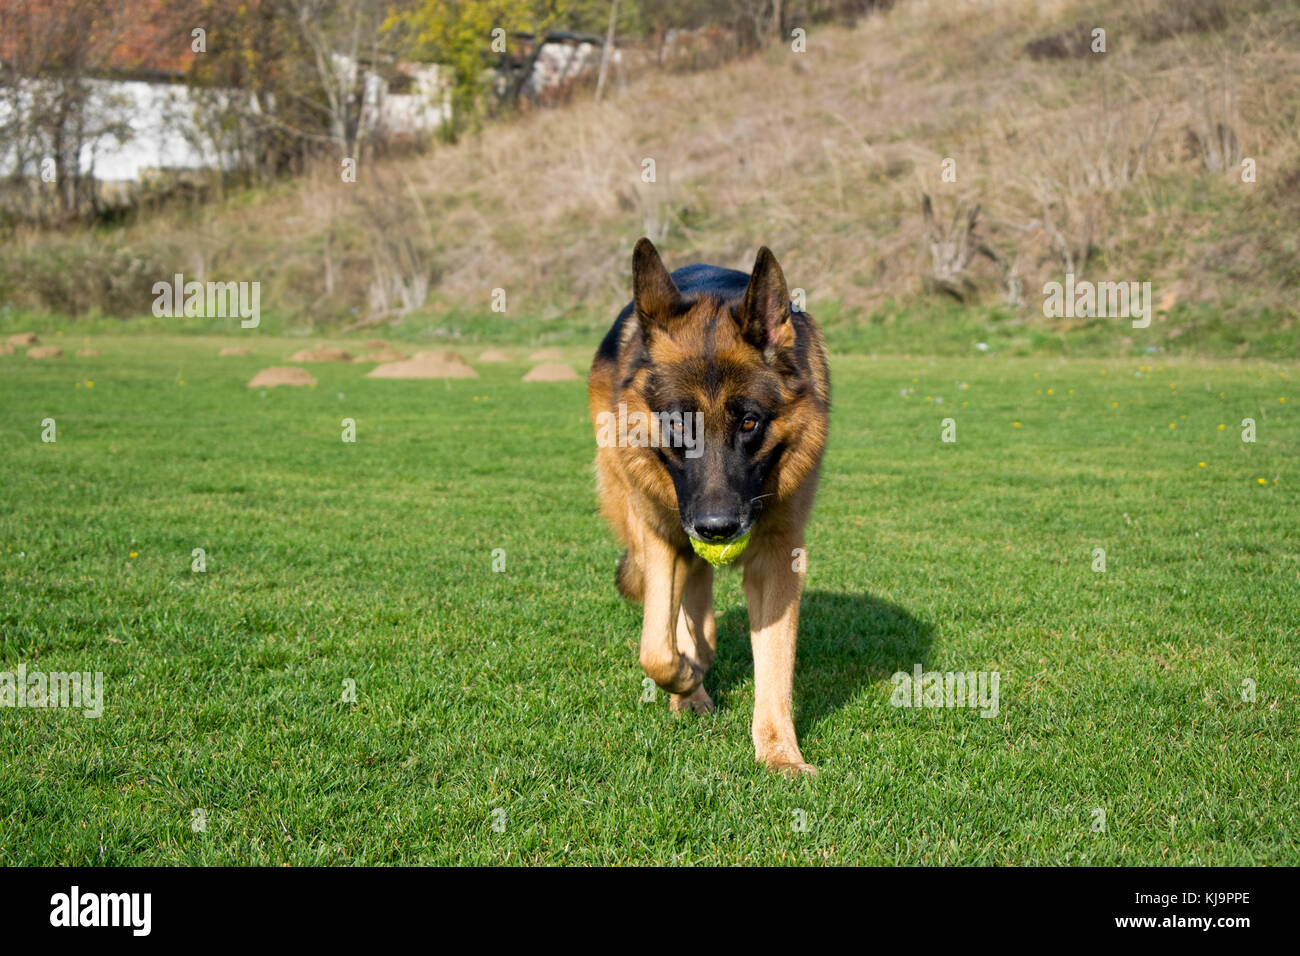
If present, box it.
[694,513,741,542]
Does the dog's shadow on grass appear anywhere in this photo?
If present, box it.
[711,590,934,734]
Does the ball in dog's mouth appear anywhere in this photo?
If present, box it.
[689,530,752,567]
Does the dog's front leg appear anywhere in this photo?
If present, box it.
[670,558,716,714]
[638,529,702,697]
[743,542,815,776]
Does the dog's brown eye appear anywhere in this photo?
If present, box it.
[740,416,758,433]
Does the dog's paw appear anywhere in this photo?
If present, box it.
[669,685,715,715]
[757,747,818,777]
[767,759,818,778]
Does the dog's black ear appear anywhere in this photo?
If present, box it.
[632,238,684,330]
[738,246,795,357]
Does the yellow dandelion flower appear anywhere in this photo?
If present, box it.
[1198,462,1206,468]
[1218,424,1226,430]
[1012,421,1022,428]
[129,551,138,558]
[1257,478,1267,485]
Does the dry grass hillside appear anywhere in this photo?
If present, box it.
[2,0,1298,354]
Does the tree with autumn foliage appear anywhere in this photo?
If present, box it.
[396,0,614,140]
[0,0,150,222]
[186,0,416,176]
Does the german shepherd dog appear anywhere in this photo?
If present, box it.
[588,238,829,775]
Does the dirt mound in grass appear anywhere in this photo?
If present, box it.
[248,366,317,387]
[219,346,251,356]
[287,346,352,362]
[478,349,513,362]
[76,348,100,357]
[355,347,410,363]
[27,346,63,359]
[411,350,468,363]
[522,362,579,382]
[528,348,565,361]
[367,352,478,379]
[6,332,38,347]
[363,339,389,349]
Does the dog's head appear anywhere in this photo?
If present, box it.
[628,237,820,546]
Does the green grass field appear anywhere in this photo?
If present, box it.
[1,336,1296,865]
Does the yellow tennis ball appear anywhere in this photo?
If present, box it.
[690,530,751,567]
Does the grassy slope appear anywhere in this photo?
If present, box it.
[1,340,1295,864]
[4,0,1300,355]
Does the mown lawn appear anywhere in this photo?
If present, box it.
[0,336,1295,864]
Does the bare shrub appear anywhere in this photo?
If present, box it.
[920,194,1001,302]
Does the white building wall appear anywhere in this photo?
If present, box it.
[0,77,233,183]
